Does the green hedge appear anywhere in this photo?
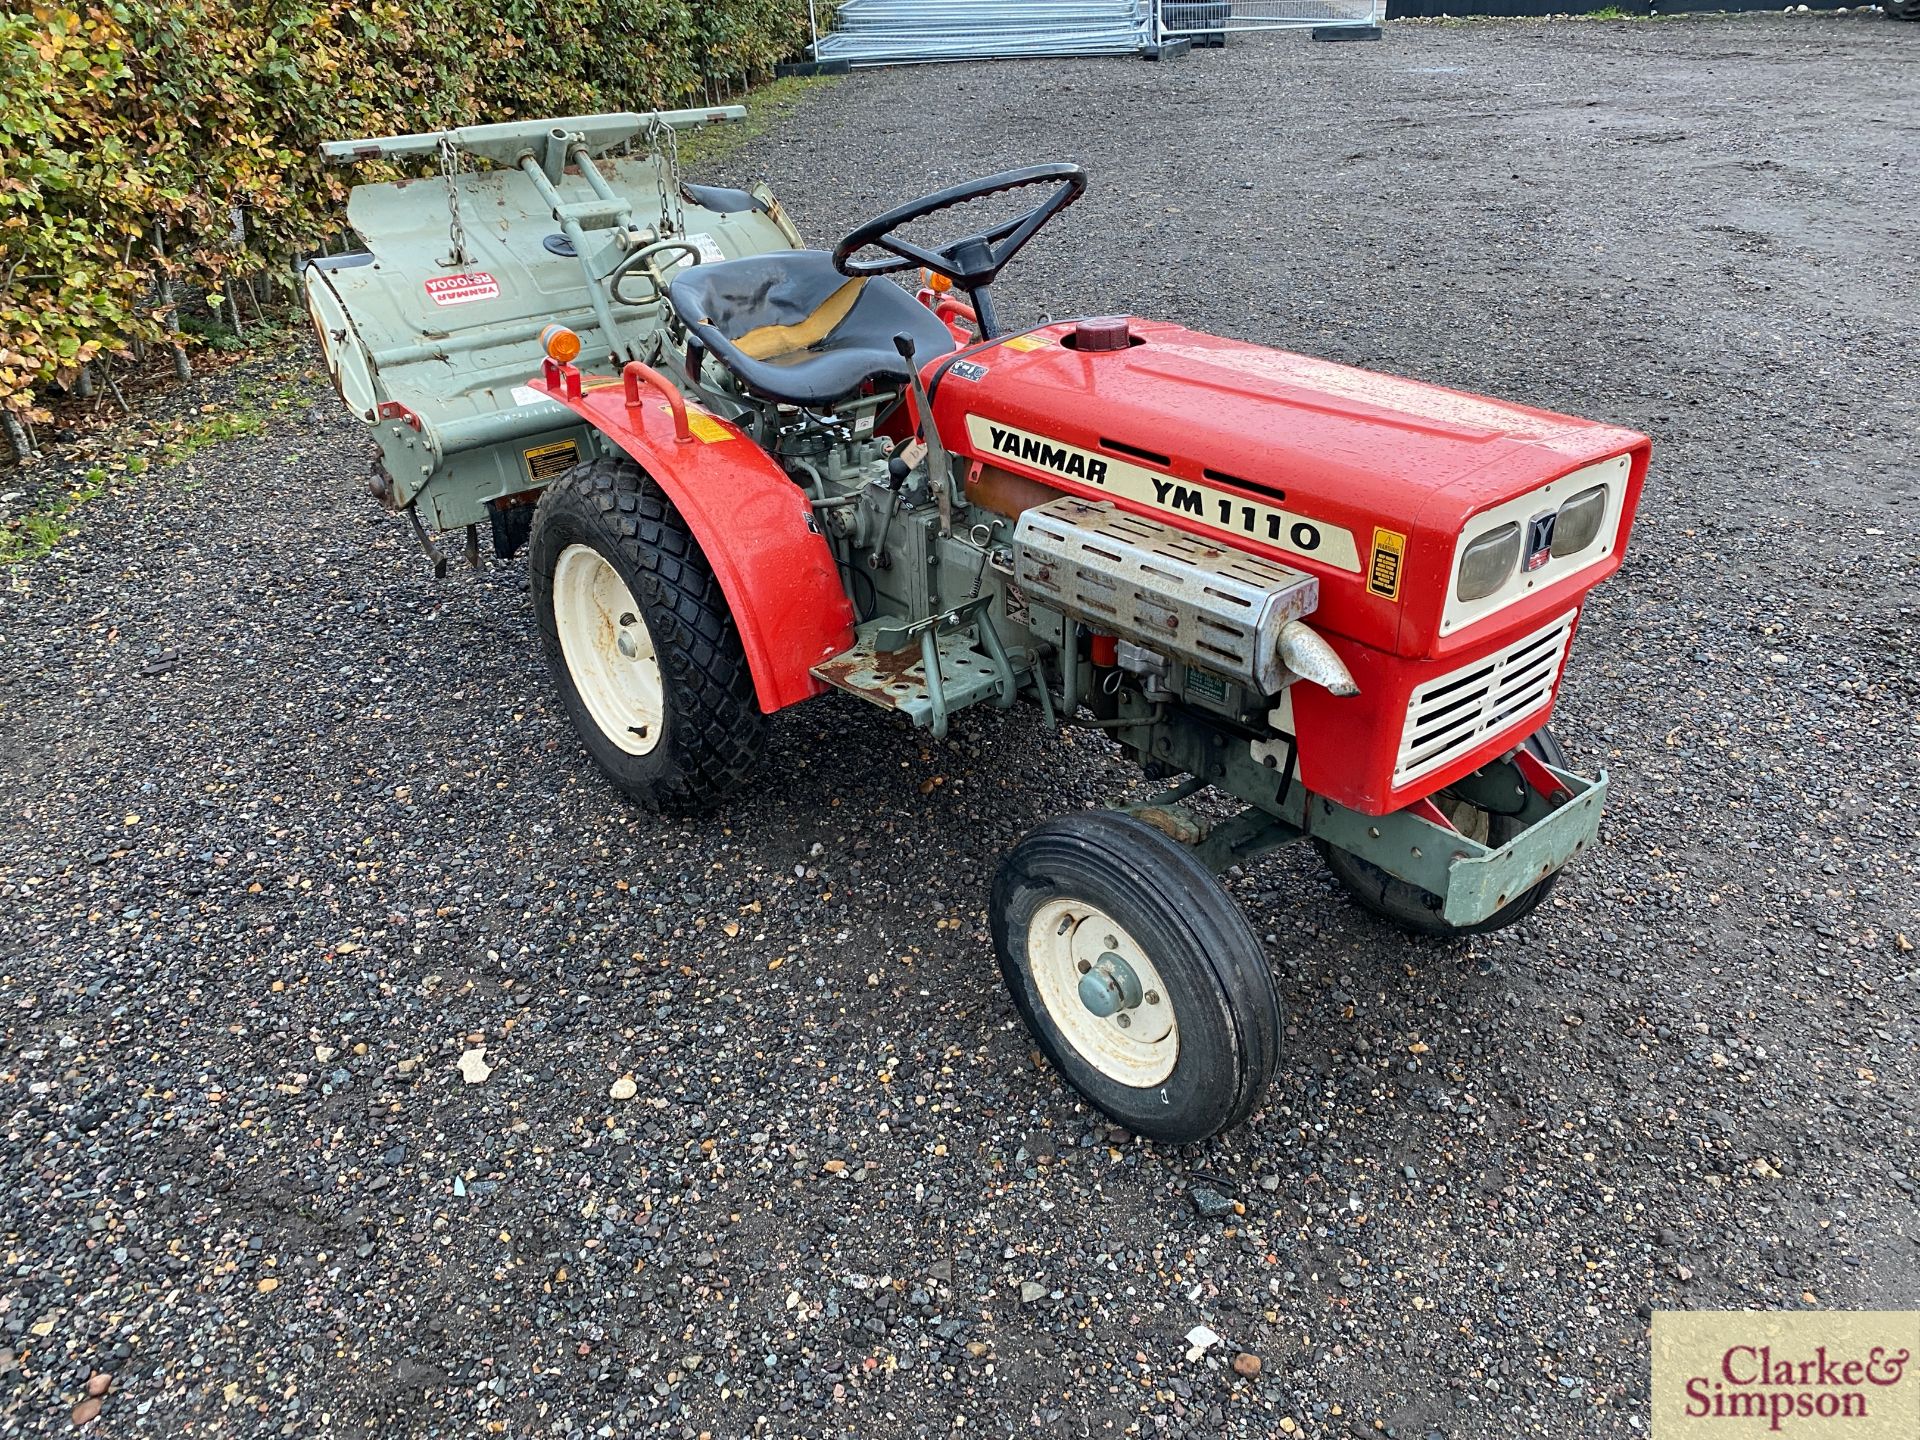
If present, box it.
[0,2,813,427]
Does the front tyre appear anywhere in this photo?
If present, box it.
[1318,727,1569,937]
[992,811,1282,1145]
[529,457,766,814]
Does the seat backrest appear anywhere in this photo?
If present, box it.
[668,250,855,347]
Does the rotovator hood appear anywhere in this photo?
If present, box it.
[931,317,1649,659]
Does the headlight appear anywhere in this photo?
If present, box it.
[1456,522,1521,601]
[1551,485,1608,558]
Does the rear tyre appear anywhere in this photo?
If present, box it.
[529,457,766,814]
[992,811,1282,1145]
[1318,727,1569,937]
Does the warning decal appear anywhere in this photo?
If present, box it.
[425,271,501,306]
[1368,527,1406,600]
[684,409,733,444]
[523,439,579,483]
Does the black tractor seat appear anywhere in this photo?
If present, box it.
[668,250,957,409]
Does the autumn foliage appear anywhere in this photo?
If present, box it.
[0,3,812,421]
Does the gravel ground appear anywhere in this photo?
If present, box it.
[4,14,1917,1439]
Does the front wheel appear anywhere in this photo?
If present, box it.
[1318,727,1569,936]
[991,811,1282,1145]
[529,457,766,814]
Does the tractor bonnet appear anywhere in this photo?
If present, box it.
[932,317,1648,660]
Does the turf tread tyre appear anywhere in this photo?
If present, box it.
[530,457,765,813]
[992,811,1282,1145]
[1318,728,1569,936]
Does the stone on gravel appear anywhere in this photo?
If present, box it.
[1189,1185,1237,1218]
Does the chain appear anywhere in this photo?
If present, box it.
[437,135,470,266]
[640,114,685,238]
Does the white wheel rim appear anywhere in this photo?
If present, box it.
[552,543,663,757]
[1027,898,1179,1089]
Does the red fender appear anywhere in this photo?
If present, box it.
[535,362,854,713]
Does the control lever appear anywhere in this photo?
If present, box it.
[894,332,954,536]
[868,450,909,569]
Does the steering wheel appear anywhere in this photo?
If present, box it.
[831,164,1087,288]
[610,238,705,305]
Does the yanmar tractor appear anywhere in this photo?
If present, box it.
[308,112,1649,1143]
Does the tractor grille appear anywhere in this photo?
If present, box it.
[1394,610,1577,787]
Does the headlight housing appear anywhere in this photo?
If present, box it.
[1456,522,1521,602]
[1551,485,1608,558]
[1440,453,1633,637]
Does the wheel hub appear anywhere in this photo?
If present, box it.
[1027,899,1177,1087]
[1077,951,1143,1018]
[551,544,664,758]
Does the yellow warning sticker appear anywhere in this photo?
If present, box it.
[683,408,733,444]
[1367,527,1406,600]
[523,439,580,483]
[1000,334,1048,352]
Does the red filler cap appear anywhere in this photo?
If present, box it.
[1073,316,1133,352]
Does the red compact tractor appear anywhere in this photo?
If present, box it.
[309,114,1648,1143]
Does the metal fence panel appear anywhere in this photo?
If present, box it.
[814,0,1153,65]
[1156,0,1383,34]
[810,0,1381,67]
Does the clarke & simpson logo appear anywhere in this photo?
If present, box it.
[1653,1312,1918,1437]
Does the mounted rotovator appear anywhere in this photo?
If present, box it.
[303,110,804,569]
